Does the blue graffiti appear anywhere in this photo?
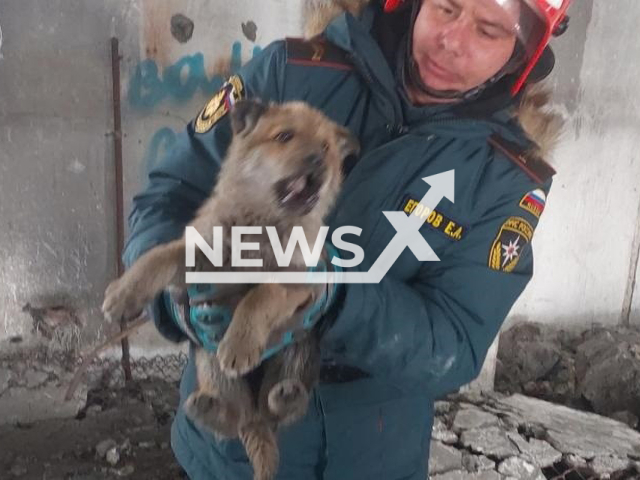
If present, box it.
[128,42,263,111]
[132,41,263,175]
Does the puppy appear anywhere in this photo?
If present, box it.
[102,99,358,480]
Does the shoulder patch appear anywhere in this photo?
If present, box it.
[194,75,244,134]
[488,134,556,184]
[488,216,534,273]
[285,37,353,70]
[519,188,546,219]
[402,196,466,241]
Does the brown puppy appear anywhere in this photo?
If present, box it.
[102,99,358,480]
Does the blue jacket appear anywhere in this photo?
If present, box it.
[123,6,558,479]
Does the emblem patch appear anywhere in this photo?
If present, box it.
[519,188,546,219]
[194,75,244,134]
[488,217,534,273]
[402,197,466,241]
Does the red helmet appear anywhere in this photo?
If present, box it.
[384,0,573,95]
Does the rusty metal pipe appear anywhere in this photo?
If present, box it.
[110,37,132,381]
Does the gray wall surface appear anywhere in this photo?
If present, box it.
[0,0,638,358]
[0,0,304,354]
[510,0,640,328]
[0,0,136,348]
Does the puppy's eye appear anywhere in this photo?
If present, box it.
[274,131,294,143]
[322,141,330,153]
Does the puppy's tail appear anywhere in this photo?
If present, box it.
[239,421,279,480]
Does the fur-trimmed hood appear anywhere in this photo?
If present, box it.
[303,0,370,38]
[514,85,564,162]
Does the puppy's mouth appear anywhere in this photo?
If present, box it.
[275,168,325,214]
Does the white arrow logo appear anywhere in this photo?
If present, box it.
[186,170,455,284]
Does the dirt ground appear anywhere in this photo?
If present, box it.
[0,379,188,480]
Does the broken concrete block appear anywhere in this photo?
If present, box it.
[429,441,463,475]
[432,417,458,445]
[524,438,563,468]
[430,469,501,480]
[506,432,562,468]
[589,455,631,477]
[435,401,452,415]
[452,407,500,432]
[498,394,640,460]
[460,426,519,459]
[497,456,545,480]
[461,453,495,472]
[85,404,102,417]
[96,438,117,458]
[565,454,588,468]
[575,330,617,380]
[505,431,529,452]
[106,446,120,466]
[579,342,640,417]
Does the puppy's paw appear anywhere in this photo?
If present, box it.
[184,391,238,437]
[217,334,264,378]
[101,277,145,323]
[267,379,309,425]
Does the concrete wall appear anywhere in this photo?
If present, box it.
[0,0,639,357]
[510,0,640,328]
[0,0,303,354]
[0,0,135,349]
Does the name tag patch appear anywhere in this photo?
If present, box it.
[401,196,466,241]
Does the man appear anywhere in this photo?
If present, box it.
[123,0,571,478]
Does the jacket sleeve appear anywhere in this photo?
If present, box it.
[122,41,286,342]
[320,187,548,399]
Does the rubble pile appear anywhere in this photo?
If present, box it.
[496,323,640,430]
[0,378,186,479]
[428,392,640,480]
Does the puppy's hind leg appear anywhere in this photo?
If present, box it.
[184,348,254,439]
[260,336,320,426]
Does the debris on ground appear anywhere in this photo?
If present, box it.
[496,323,640,428]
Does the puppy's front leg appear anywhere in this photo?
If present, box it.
[102,239,186,322]
[217,284,312,377]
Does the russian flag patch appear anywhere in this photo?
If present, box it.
[519,189,546,219]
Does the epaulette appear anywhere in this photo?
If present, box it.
[488,134,556,184]
[285,37,353,71]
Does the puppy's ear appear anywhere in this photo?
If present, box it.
[231,99,268,136]
[334,126,360,162]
